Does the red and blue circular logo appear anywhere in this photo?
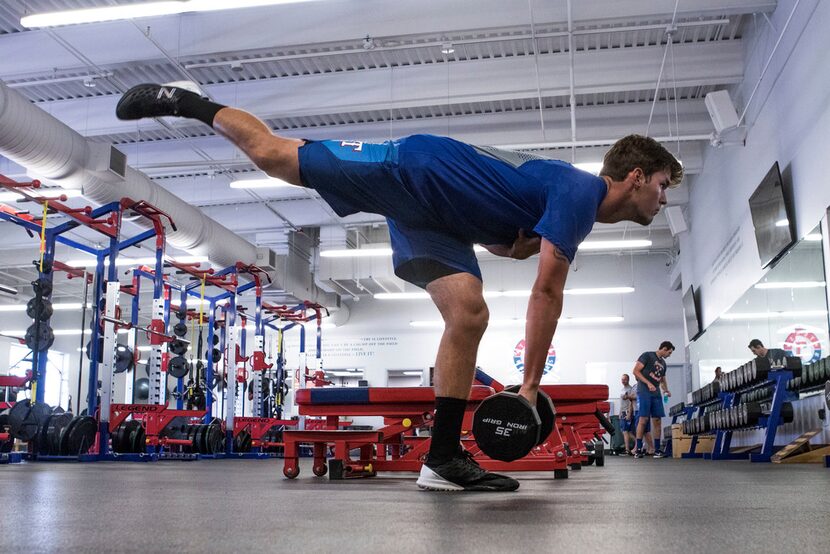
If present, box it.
[513,338,556,375]
[782,327,822,364]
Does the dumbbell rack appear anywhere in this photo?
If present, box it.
[705,369,796,462]
[664,403,695,458]
[681,397,722,459]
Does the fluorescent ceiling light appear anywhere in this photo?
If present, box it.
[754,281,826,290]
[578,239,652,251]
[20,1,319,28]
[409,316,623,327]
[805,233,822,241]
[775,219,789,227]
[229,177,299,189]
[376,286,633,300]
[320,248,393,258]
[65,255,208,268]
[0,189,83,202]
[0,302,86,312]
[564,287,634,295]
[403,371,423,376]
[441,42,455,54]
[721,310,828,321]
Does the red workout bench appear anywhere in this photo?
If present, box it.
[284,378,610,480]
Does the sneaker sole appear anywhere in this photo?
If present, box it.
[416,465,519,492]
[416,465,466,491]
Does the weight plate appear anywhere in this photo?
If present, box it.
[173,322,188,338]
[169,339,188,356]
[114,345,134,374]
[64,416,97,456]
[126,420,146,453]
[167,356,189,379]
[472,391,541,462]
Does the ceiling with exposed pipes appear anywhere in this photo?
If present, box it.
[0,0,777,300]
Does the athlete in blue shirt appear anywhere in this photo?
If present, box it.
[632,341,675,459]
[116,83,683,491]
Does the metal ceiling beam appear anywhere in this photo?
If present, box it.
[31,40,742,138]
[0,0,775,77]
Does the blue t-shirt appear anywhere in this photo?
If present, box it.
[637,351,667,396]
[397,136,608,263]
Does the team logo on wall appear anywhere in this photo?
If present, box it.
[513,338,556,375]
[782,327,822,364]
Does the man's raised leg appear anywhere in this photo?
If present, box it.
[115,83,303,185]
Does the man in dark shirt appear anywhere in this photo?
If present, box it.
[748,339,788,365]
[632,341,674,458]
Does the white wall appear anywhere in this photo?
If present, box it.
[284,253,686,413]
[680,0,830,328]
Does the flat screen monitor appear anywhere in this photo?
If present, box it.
[748,162,796,268]
[682,286,703,342]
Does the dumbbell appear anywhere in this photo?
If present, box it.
[473,387,556,462]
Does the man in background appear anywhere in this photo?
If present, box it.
[619,373,637,455]
[632,341,674,459]
[748,339,787,365]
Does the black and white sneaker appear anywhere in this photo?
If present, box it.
[653,450,665,459]
[417,450,519,492]
[115,82,199,121]
[634,449,645,459]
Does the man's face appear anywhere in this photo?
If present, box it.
[622,375,629,386]
[659,347,674,358]
[629,168,671,225]
[750,345,767,357]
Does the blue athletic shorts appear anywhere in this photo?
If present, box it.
[634,412,652,432]
[298,139,481,288]
[637,394,665,419]
[620,415,634,432]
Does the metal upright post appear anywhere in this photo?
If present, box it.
[205,300,216,423]
[86,252,107,417]
[751,370,795,462]
[98,281,120,457]
[224,294,239,453]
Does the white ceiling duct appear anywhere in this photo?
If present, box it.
[0,80,337,305]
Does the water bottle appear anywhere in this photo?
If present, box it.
[663,391,670,404]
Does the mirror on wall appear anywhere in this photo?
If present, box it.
[689,223,827,388]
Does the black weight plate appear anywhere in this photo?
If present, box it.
[112,421,130,453]
[135,378,150,401]
[31,278,52,297]
[26,297,53,321]
[58,416,80,455]
[209,348,222,363]
[64,416,97,456]
[169,339,188,356]
[126,420,145,453]
[173,322,188,337]
[8,400,49,442]
[472,392,541,462]
[211,334,219,346]
[191,424,203,454]
[25,323,54,352]
[37,413,55,454]
[208,424,225,454]
[114,345,134,374]
[505,385,556,445]
[167,356,189,379]
[48,413,73,455]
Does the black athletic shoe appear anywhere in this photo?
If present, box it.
[416,450,519,491]
[653,450,665,459]
[634,449,645,459]
[115,83,195,120]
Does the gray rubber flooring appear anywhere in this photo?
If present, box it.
[1,454,829,553]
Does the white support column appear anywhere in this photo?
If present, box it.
[224,324,240,427]
[149,298,166,405]
[99,282,119,422]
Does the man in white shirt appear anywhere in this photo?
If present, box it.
[619,373,637,454]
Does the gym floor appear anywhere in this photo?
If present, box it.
[2,456,829,553]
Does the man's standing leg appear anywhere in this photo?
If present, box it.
[415,273,518,491]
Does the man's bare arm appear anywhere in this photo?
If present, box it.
[518,238,569,405]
